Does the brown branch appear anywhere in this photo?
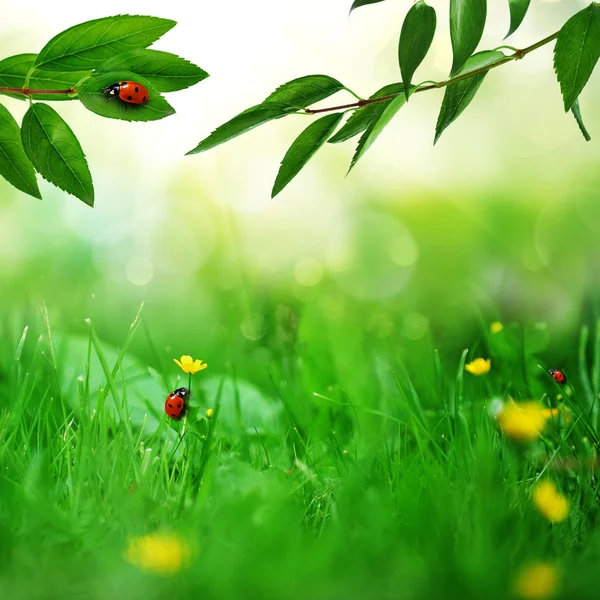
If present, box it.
[0,87,76,96]
[305,30,560,115]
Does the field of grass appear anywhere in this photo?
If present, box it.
[2,192,600,599]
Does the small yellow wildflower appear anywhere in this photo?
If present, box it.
[465,358,491,376]
[514,562,559,599]
[497,402,547,441]
[174,355,207,374]
[490,321,503,334]
[205,408,214,418]
[532,480,569,522]
[125,533,190,575]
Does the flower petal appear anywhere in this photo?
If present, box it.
[497,402,547,441]
[465,358,491,375]
[490,321,503,334]
[533,480,569,522]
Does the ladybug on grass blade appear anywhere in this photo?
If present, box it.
[165,387,190,420]
[103,81,150,105]
[548,369,566,384]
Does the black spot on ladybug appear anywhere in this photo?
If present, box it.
[127,95,133,101]
[142,96,147,102]
[177,402,182,409]
[168,403,173,408]
[135,87,139,93]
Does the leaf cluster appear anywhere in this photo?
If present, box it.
[0,15,208,205]
[189,1,600,196]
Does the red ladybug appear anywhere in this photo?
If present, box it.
[548,369,566,384]
[165,387,190,419]
[103,80,150,105]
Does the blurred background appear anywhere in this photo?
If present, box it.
[1,0,599,381]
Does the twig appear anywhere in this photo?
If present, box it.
[305,31,559,115]
[0,87,76,96]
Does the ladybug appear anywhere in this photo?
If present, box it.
[103,81,150,105]
[165,387,190,419]
[548,369,566,384]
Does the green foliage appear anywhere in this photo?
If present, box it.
[449,0,488,75]
[435,51,506,144]
[34,15,176,72]
[78,72,175,122]
[2,4,598,201]
[193,2,599,194]
[4,206,600,597]
[186,103,299,155]
[0,54,87,101]
[506,0,531,38]
[0,103,41,199]
[95,49,208,92]
[349,92,408,172]
[264,75,347,108]
[398,1,437,100]
[349,0,385,12]
[328,83,404,144]
[21,103,94,206]
[554,3,600,111]
[0,14,206,205]
[272,113,343,197]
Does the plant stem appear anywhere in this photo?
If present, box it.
[0,87,76,96]
[180,372,193,459]
[305,30,559,115]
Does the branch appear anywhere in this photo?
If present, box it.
[305,30,559,115]
[0,87,76,96]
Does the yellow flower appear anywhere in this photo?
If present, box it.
[174,355,207,374]
[532,480,569,522]
[514,562,559,599]
[125,533,190,575]
[497,402,547,441]
[490,321,503,334]
[541,408,559,419]
[465,358,491,375]
[205,408,214,418]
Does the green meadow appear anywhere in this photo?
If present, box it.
[2,186,600,599]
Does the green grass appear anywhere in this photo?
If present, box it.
[1,299,600,600]
[2,190,600,598]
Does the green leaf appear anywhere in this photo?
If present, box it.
[450,0,487,75]
[434,50,505,144]
[34,15,176,72]
[95,49,208,93]
[272,113,343,197]
[21,103,94,206]
[349,91,408,172]
[0,54,88,101]
[554,3,600,111]
[350,0,386,12]
[77,71,175,122]
[186,103,298,155]
[570,98,592,141]
[328,83,404,144]
[0,103,41,199]
[265,75,346,109]
[399,1,437,99]
[506,0,531,38]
